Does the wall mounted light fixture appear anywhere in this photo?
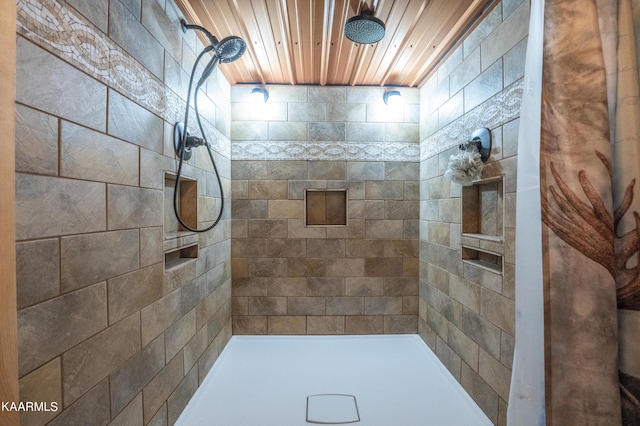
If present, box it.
[251,87,269,103]
[459,127,492,163]
[383,90,401,105]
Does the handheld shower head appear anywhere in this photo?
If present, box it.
[180,19,246,63]
[197,56,220,87]
[180,19,246,85]
[196,36,246,86]
[215,36,246,63]
[173,20,248,233]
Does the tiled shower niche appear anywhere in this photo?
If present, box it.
[461,176,505,274]
[462,176,504,240]
[305,189,347,226]
[164,172,198,235]
[164,172,199,270]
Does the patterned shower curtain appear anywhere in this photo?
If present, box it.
[510,0,640,424]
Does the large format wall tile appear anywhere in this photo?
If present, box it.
[48,378,111,426]
[109,0,164,78]
[141,0,182,62]
[107,90,164,153]
[143,350,184,422]
[62,313,140,406]
[107,185,163,229]
[15,104,58,175]
[15,238,59,309]
[108,264,163,324]
[110,394,143,426]
[141,291,182,346]
[19,358,62,425]
[480,0,530,70]
[110,336,165,416]
[15,174,106,240]
[18,283,107,377]
[60,230,139,292]
[65,0,109,32]
[464,60,504,113]
[167,366,198,425]
[61,121,139,185]
[16,38,106,131]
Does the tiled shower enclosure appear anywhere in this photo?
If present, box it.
[230,86,421,335]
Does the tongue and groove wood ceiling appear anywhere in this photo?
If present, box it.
[176,0,494,87]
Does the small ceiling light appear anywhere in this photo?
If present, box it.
[383,90,401,105]
[251,87,268,103]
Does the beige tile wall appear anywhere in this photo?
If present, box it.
[419,0,528,424]
[15,0,231,424]
[230,85,420,335]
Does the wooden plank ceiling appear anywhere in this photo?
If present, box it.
[176,0,494,87]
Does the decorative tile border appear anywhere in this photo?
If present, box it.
[421,79,524,161]
[16,0,231,158]
[16,0,178,120]
[232,141,421,162]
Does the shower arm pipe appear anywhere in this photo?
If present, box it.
[181,19,218,46]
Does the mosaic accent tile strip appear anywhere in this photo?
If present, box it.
[16,0,231,158]
[421,79,524,161]
[232,141,421,162]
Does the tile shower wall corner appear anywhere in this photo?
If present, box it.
[15,0,231,424]
[419,0,528,425]
[230,85,420,335]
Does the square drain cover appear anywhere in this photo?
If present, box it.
[306,394,360,424]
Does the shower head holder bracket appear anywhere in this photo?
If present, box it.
[174,122,193,161]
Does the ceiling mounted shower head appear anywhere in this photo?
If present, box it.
[215,36,247,63]
[344,9,385,44]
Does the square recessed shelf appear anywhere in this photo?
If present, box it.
[305,189,347,226]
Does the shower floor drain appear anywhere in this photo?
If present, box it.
[306,394,360,424]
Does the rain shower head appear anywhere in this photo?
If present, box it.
[344,9,385,44]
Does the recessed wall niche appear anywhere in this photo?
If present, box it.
[305,189,347,226]
[164,172,199,270]
[461,176,505,274]
[461,176,504,241]
[164,172,198,235]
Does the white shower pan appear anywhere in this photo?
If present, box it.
[176,334,493,426]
